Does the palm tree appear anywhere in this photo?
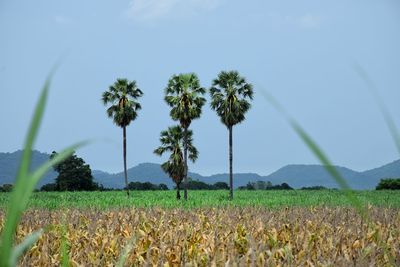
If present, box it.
[164,73,206,200]
[154,126,198,199]
[102,78,143,197]
[210,71,253,200]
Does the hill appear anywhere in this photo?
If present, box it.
[362,160,400,180]
[264,165,372,189]
[1,151,399,189]
[0,150,57,187]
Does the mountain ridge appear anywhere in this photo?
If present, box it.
[1,151,399,189]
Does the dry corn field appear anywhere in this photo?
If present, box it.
[1,207,399,266]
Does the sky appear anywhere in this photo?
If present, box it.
[0,0,399,176]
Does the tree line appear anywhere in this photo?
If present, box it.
[102,70,253,200]
[4,157,399,192]
[35,150,299,192]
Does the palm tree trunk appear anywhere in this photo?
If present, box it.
[229,125,233,200]
[183,126,188,201]
[176,182,181,200]
[123,126,130,197]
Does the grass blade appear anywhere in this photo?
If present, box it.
[10,229,43,266]
[0,78,50,266]
[19,142,88,221]
[61,223,70,267]
[259,89,367,218]
[117,234,137,267]
[0,71,87,267]
[354,64,400,156]
[15,79,50,183]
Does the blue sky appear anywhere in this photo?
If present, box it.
[0,0,399,175]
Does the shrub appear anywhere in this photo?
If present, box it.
[301,186,328,190]
[0,184,13,192]
[376,178,400,190]
[126,182,169,190]
[213,182,229,190]
[40,183,58,192]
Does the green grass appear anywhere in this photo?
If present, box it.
[0,190,399,210]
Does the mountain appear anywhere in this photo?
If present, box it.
[263,165,372,189]
[362,160,400,180]
[1,151,399,190]
[0,150,57,187]
[97,163,208,189]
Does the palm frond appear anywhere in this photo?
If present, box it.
[165,73,206,127]
[154,125,198,184]
[209,70,253,127]
[102,79,143,128]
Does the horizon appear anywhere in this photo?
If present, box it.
[1,149,398,177]
[1,0,399,176]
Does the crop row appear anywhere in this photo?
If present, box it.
[1,207,398,266]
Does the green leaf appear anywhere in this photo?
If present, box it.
[10,229,44,267]
[0,77,50,266]
[0,71,87,267]
[19,142,88,219]
[259,89,367,218]
[117,235,137,267]
[354,64,400,156]
[61,222,70,267]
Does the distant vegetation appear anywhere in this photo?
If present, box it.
[179,180,229,190]
[126,181,168,191]
[376,178,400,190]
[40,151,100,192]
[300,185,329,190]
[238,181,293,190]
[0,184,13,192]
[2,151,400,190]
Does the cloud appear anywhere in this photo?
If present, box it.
[125,0,224,21]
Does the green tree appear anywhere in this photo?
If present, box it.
[158,183,169,190]
[0,184,13,192]
[213,182,229,190]
[376,178,400,190]
[102,79,143,197]
[185,179,213,190]
[154,125,198,199]
[126,181,162,191]
[40,183,57,191]
[210,70,254,200]
[164,74,205,200]
[51,151,96,191]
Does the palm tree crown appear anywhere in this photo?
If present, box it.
[210,71,253,127]
[154,126,198,186]
[102,79,143,127]
[165,73,206,128]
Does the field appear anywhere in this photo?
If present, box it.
[1,191,400,266]
[1,190,400,209]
